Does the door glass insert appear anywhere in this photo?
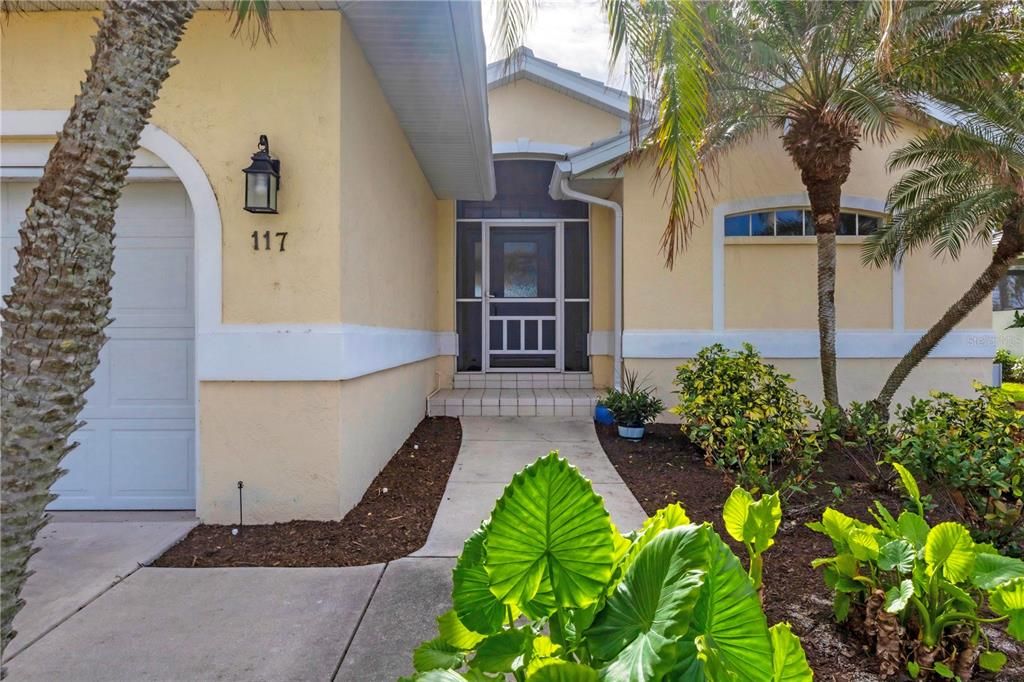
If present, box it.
[503,242,539,297]
[487,225,557,370]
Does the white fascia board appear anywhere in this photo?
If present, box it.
[449,0,496,199]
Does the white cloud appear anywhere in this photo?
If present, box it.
[482,0,625,88]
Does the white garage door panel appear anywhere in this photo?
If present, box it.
[51,421,195,509]
[1,179,195,510]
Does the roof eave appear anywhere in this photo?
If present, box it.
[342,1,495,200]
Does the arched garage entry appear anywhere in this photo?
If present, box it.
[1,111,221,510]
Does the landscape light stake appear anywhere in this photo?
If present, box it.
[237,480,244,531]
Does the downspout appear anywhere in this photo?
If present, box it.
[557,176,624,390]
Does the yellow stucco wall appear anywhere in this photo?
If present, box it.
[623,128,992,333]
[591,204,615,333]
[725,241,892,329]
[627,357,991,418]
[199,362,437,524]
[337,358,437,514]
[3,11,447,522]
[1,10,344,324]
[904,248,991,329]
[199,382,343,523]
[623,162,715,329]
[338,18,440,329]
[488,79,623,148]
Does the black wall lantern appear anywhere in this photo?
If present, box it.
[242,134,280,214]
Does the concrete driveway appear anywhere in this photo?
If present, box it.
[4,511,196,661]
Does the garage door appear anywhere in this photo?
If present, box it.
[1,181,196,510]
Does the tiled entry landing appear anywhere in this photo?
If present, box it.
[429,374,601,417]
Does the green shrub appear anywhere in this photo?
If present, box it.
[599,368,664,427]
[995,348,1024,382]
[672,343,818,494]
[810,464,1024,679]
[405,453,812,682]
[886,385,1024,556]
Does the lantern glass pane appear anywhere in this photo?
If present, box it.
[247,172,270,210]
[268,173,277,211]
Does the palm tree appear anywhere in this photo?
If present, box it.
[0,0,271,663]
[493,0,1021,408]
[864,85,1024,411]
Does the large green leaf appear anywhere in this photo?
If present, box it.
[890,462,921,507]
[485,453,616,609]
[978,650,1007,673]
[897,512,930,549]
[884,579,914,614]
[588,524,709,682]
[722,487,781,554]
[878,539,915,574]
[414,637,465,672]
[924,522,975,583]
[686,529,773,679]
[527,662,599,681]
[471,627,533,673]
[618,503,691,575]
[971,552,1024,591]
[769,622,813,682]
[848,528,880,562]
[989,577,1024,640]
[453,525,510,634]
[438,609,486,650]
[408,671,468,682]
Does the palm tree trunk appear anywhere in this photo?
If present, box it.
[803,178,845,408]
[874,216,1024,411]
[0,0,197,663]
[784,117,857,408]
[813,206,841,407]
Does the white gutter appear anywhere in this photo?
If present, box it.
[554,169,623,390]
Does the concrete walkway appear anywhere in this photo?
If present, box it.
[413,417,649,557]
[5,417,647,681]
[4,511,197,662]
[340,417,648,680]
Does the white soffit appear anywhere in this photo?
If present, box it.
[7,0,496,201]
[340,0,495,200]
[487,47,631,118]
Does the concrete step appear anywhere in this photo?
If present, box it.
[427,387,601,418]
[452,372,593,390]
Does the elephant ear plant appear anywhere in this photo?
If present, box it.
[403,453,811,681]
[809,464,1024,680]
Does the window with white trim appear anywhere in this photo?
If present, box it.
[724,208,882,237]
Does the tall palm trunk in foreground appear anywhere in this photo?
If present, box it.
[876,217,1024,408]
[0,0,198,661]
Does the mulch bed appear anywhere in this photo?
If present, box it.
[595,423,1024,681]
[154,417,461,568]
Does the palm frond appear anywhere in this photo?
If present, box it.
[230,0,273,46]
[491,0,537,74]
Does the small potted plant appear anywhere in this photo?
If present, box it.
[599,369,664,440]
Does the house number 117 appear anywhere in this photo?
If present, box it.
[251,230,288,252]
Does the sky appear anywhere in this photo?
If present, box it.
[481,0,625,87]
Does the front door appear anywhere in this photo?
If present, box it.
[485,224,559,370]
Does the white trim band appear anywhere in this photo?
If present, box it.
[588,331,614,356]
[623,330,996,359]
[198,325,447,381]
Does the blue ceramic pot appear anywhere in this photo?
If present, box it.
[617,425,645,441]
[594,404,615,425]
